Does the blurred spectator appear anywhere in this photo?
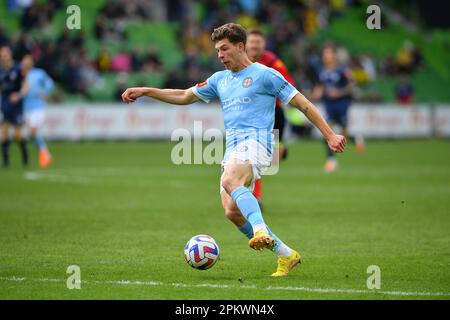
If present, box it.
[359,54,377,81]
[350,56,370,86]
[238,0,261,15]
[97,49,112,72]
[79,57,100,90]
[111,50,132,72]
[94,14,108,40]
[0,26,9,47]
[63,55,87,96]
[395,73,414,105]
[1,0,427,103]
[7,0,32,11]
[10,33,33,60]
[164,70,188,89]
[142,47,163,73]
[20,3,40,31]
[396,40,414,74]
[99,1,123,20]
[130,48,143,72]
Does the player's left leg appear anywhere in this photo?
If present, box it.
[220,186,301,276]
[13,124,28,167]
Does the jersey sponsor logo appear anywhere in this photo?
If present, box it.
[242,77,253,88]
[197,81,207,88]
[222,97,252,113]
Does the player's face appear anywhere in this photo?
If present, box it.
[215,38,245,71]
[322,47,336,66]
[0,47,13,65]
[246,34,265,62]
[21,55,34,72]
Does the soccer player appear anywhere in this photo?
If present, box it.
[313,44,365,173]
[0,45,29,168]
[122,23,346,276]
[21,55,54,168]
[246,28,296,208]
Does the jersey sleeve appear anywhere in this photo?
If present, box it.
[263,67,299,105]
[191,72,219,103]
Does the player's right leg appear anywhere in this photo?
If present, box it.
[27,110,52,168]
[220,157,275,250]
[1,121,10,168]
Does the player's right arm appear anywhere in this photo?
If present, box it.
[121,87,200,105]
[122,73,220,106]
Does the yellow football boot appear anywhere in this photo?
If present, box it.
[248,231,275,251]
[271,250,301,277]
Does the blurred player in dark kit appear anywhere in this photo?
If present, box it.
[313,44,365,173]
[0,46,28,168]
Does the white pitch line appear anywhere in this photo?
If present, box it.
[24,172,91,184]
[1,276,449,297]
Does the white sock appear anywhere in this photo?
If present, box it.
[252,223,268,234]
[275,242,292,257]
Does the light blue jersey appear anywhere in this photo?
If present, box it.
[24,68,54,113]
[192,62,298,153]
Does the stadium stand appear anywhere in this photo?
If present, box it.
[0,0,448,103]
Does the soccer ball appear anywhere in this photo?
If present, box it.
[184,235,220,270]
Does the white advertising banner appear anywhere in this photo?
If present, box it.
[435,107,450,137]
[41,103,225,140]
[39,103,450,140]
[348,105,433,138]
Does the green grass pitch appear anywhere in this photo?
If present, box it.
[0,140,449,299]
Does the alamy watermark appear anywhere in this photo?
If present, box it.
[66,265,81,289]
[66,5,81,30]
[366,265,381,289]
[366,5,381,30]
[170,121,280,175]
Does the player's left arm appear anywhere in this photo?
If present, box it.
[265,68,346,153]
[289,92,346,153]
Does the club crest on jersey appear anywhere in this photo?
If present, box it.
[242,77,253,88]
[197,81,207,88]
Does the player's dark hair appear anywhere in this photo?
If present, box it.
[323,42,337,52]
[247,28,265,38]
[211,23,247,45]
